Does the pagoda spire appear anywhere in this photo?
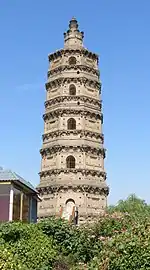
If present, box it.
[69,17,78,30]
[64,17,84,49]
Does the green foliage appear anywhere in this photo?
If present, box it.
[107,194,150,219]
[38,217,102,262]
[88,222,150,270]
[0,245,26,270]
[0,222,56,270]
[1,194,150,269]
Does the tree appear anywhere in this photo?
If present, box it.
[107,194,150,220]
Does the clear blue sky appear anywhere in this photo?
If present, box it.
[0,1,150,205]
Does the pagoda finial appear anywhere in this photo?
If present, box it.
[69,17,78,30]
[64,17,84,49]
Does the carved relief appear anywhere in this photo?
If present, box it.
[45,118,58,132]
[42,130,104,143]
[41,154,57,171]
[37,184,109,196]
[48,65,99,78]
[45,77,101,92]
[43,109,103,122]
[50,58,62,69]
[40,145,106,157]
[48,48,98,62]
[85,118,102,132]
[39,168,107,180]
[45,95,101,108]
[85,154,102,168]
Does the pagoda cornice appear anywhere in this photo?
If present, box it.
[39,168,107,179]
[48,65,99,78]
[37,184,109,196]
[45,95,101,108]
[40,145,106,157]
[43,108,103,121]
[48,48,98,62]
[42,130,104,142]
[45,77,101,91]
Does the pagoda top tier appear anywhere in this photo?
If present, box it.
[64,17,84,49]
[48,18,99,62]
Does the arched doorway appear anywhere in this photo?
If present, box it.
[62,199,78,223]
[65,199,75,218]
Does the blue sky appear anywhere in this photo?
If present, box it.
[0,1,150,205]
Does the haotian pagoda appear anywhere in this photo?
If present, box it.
[37,18,109,224]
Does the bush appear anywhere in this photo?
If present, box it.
[88,222,150,269]
[1,194,150,269]
[0,245,26,270]
[38,217,102,263]
[0,222,56,270]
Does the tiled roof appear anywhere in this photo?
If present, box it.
[0,168,37,193]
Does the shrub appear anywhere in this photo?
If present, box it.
[0,222,56,270]
[1,194,150,269]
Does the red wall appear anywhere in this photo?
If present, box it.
[0,184,10,222]
[0,196,10,221]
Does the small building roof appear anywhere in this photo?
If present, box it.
[0,167,37,194]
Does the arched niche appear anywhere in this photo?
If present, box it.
[66,155,75,168]
[69,84,76,95]
[69,56,77,65]
[67,118,76,130]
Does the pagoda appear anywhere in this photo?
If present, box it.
[37,18,109,224]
